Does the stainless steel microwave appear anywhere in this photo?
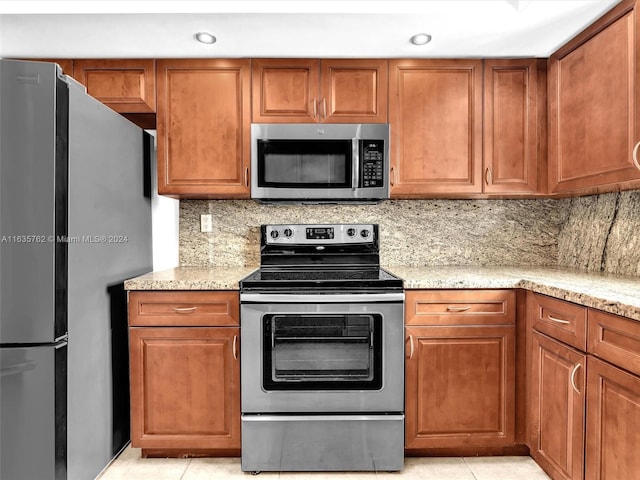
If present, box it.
[250,123,390,202]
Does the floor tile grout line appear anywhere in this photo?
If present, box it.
[178,457,192,480]
[462,457,480,480]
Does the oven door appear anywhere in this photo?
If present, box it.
[240,293,404,413]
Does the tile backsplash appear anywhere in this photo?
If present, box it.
[179,199,564,267]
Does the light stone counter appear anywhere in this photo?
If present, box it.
[124,265,640,322]
[386,265,640,322]
[124,266,258,291]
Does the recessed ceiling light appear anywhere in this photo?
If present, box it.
[410,33,432,46]
[195,32,217,44]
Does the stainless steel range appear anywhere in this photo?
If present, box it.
[240,224,404,473]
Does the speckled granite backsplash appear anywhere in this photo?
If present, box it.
[557,190,640,276]
[179,199,562,267]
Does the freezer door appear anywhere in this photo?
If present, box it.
[0,59,68,344]
[0,343,67,480]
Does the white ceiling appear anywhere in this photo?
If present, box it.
[0,0,623,59]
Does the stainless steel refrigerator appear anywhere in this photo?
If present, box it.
[0,59,153,480]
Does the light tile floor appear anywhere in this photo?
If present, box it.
[96,445,551,479]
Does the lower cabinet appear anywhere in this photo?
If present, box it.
[528,292,640,480]
[530,331,586,480]
[128,291,241,455]
[405,290,516,451]
[585,356,640,480]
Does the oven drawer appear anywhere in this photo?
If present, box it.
[128,291,239,327]
[241,414,404,472]
[530,292,587,351]
[406,289,515,326]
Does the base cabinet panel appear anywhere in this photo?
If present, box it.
[129,326,240,450]
[530,331,585,480]
[586,356,640,480]
[405,325,515,449]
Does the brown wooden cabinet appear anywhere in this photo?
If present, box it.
[530,330,586,480]
[405,290,516,451]
[389,59,483,196]
[527,293,587,480]
[156,59,251,198]
[585,356,640,480]
[72,59,156,114]
[389,59,545,197]
[483,59,545,194]
[252,58,388,123]
[548,0,640,194]
[128,291,240,455]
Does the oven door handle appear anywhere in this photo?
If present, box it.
[240,293,405,303]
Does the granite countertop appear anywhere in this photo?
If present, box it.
[125,265,640,322]
[386,265,640,321]
[124,265,258,291]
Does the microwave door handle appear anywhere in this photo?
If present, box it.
[352,138,359,189]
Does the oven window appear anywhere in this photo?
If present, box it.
[257,139,352,188]
[262,313,382,391]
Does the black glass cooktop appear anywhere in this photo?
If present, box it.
[240,267,403,292]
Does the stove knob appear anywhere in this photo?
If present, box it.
[347,228,357,237]
[283,228,293,238]
[270,230,279,239]
[360,229,370,238]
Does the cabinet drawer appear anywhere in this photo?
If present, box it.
[128,291,239,327]
[405,290,515,326]
[588,309,640,376]
[530,293,587,351]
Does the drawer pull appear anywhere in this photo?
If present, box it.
[172,306,197,314]
[233,335,238,360]
[547,315,570,325]
[447,306,471,312]
[570,363,582,394]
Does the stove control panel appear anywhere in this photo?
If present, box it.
[265,224,376,244]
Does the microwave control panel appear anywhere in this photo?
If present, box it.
[360,140,385,188]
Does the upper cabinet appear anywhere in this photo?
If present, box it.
[389,59,484,196]
[548,0,640,194]
[252,59,388,123]
[72,59,156,114]
[389,59,545,198]
[484,59,545,195]
[156,59,251,198]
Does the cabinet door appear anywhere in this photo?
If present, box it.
[252,59,319,123]
[320,59,388,123]
[129,326,240,450]
[548,0,640,194]
[483,59,542,194]
[586,356,640,480]
[72,59,156,113]
[530,331,585,480]
[405,325,515,449]
[389,59,483,196]
[157,59,251,198]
